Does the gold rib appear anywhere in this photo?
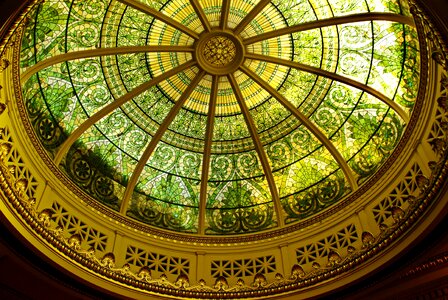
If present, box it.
[54,60,196,165]
[240,65,359,191]
[219,0,231,30]
[118,0,200,39]
[120,70,206,214]
[244,12,415,45]
[198,75,219,234]
[234,0,271,35]
[227,73,284,227]
[190,0,211,32]
[21,45,195,83]
[245,53,410,123]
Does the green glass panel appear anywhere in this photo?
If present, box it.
[128,191,199,233]
[326,93,389,161]
[348,110,404,179]
[205,202,276,234]
[327,0,368,15]
[206,177,272,208]
[392,25,420,109]
[146,142,204,180]
[336,21,373,84]
[271,0,316,27]
[208,151,264,182]
[276,146,339,198]
[281,169,348,223]
[266,127,322,171]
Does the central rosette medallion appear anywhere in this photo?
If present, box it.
[203,36,236,66]
[195,31,245,75]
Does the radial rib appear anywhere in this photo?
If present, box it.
[190,0,211,32]
[118,0,200,39]
[245,53,410,123]
[219,0,231,30]
[198,75,219,234]
[244,12,415,45]
[120,70,206,214]
[54,60,196,165]
[234,0,272,34]
[21,45,195,83]
[227,73,285,227]
[240,65,359,191]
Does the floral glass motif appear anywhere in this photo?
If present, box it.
[20,0,420,234]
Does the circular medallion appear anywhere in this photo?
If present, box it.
[195,31,245,75]
[203,35,236,66]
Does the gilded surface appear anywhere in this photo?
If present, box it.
[203,36,236,66]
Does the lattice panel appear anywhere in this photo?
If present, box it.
[428,106,448,153]
[427,73,448,155]
[125,246,190,276]
[296,224,358,265]
[211,255,277,278]
[51,202,108,251]
[0,127,38,199]
[372,163,423,225]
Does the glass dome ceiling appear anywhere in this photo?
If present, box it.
[19,0,419,235]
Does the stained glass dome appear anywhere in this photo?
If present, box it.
[18,0,419,235]
[2,0,448,298]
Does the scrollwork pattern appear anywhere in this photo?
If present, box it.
[282,171,347,223]
[206,203,276,234]
[63,147,119,210]
[128,194,198,233]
